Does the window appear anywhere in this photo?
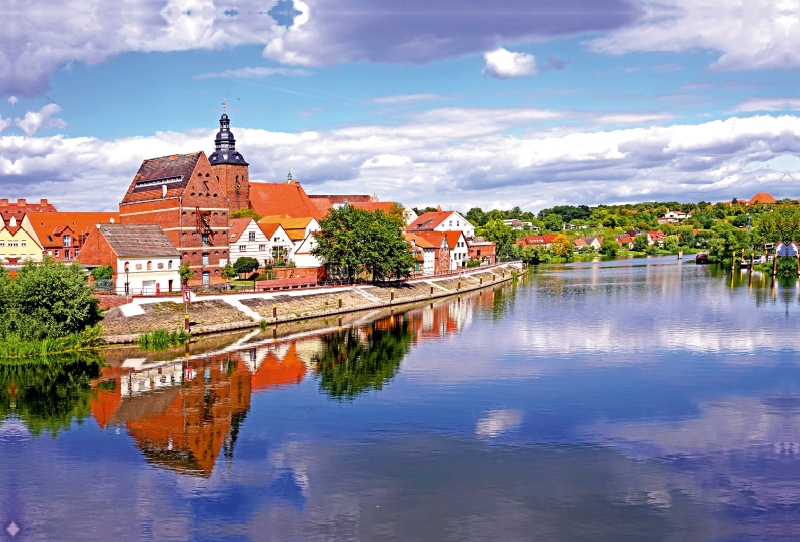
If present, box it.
[202,271,210,285]
[449,221,452,226]
[21,241,26,247]
[274,237,280,242]
[202,253,209,265]
[54,250,59,258]
[248,231,256,242]
[75,249,79,257]
[147,261,152,270]
[168,260,172,269]
[239,245,246,252]
[231,233,236,239]
[63,235,71,247]
[0,242,3,247]
[259,244,265,251]
[202,234,209,247]
[64,250,70,261]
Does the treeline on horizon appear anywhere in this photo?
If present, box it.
[413,198,800,231]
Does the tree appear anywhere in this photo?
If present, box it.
[551,234,573,258]
[477,219,515,259]
[664,235,680,252]
[230,208,261,221]
[233,257,260,275]
[599,237,621,257]
[179,262,195,286]
[312,206,414,283]
[633,233,649,252]
[543,213,564,232]
[1,260,101,340]
[90,265,113,280]
[221,262,237,282]
[465,207,487,226]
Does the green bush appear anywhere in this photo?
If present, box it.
[138,329,190,350]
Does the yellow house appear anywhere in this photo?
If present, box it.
[0,215,44,264]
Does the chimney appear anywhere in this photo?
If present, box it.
[17,198,26,205]
[40,199,48,205]
[0,199,7,205]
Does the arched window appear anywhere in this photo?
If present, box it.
[124,262,129,272]
[168,260,173,269]
[147,261,152,270]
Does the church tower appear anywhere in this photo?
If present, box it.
[209,113,250,211]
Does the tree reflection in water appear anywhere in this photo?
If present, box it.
[312,316,412,400]
[0,354,103,436]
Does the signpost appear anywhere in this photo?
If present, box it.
[182,289,191,331]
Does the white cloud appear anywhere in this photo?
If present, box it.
[734,97,800,112]
[0,117,10,133]
[193,67,311,80]
[7,96,18,106]
[15,104,66,136]
[476,410,522,438]
[5,111,800,213]
[589,0,800,71]
[483,48,537,79]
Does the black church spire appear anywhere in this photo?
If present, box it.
[209,114,248,166]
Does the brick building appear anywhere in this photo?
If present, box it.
[27,211,118,263]
[0,198,57,220]
[119,152,231,286]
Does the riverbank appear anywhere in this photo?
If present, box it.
[100,262,525,344]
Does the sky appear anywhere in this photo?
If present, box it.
[3,0,800,212]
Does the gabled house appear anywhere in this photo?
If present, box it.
[27,211,119,263]
[249,179,326,221]
[258,215,321,257]
[647,230,665,246]
[78,223,181,295]
[292,233,326,271]
[257,222,294,265]
[413,232,450,274]
[407,210,475,239]
[748,193,777,206]
[228,218,272,268]
[417,230,467,271]
[405,233,438,276]
[573,238,588,251]
[584,237,603,250]
[0,198,57,221]
[0,215,43,265]
[616,235,634,249]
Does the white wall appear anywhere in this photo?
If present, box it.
[434,211,475,239]
[116,256,181,295]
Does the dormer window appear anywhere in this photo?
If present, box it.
[63,235,71,247]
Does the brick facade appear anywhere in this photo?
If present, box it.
[212,162,249,211]
[119,152,231,286]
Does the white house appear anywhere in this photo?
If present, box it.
[259,215,320,261]
[257,222,295,264]
[79,223,181,294]
[407,210,476,239]
[228,218,273,268]
[406,233,438,276]
[293,233,326,269]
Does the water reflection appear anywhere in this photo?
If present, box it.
[8,264,800,540]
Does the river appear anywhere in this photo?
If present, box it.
[2,257,799,541]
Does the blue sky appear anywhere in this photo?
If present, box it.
[3,0,800,211]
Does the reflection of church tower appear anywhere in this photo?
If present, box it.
[209,113,250,211]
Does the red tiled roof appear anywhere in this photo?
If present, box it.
[442,231,464,250]
[748,192,777,205]
[121,152,203,204]
[228,218,254,241]
[28,211,119,248]
[407,211,453,231]
[258,222,282,239]
[542,234,559,243]
[249,180,324,220]
[0,198,57,218]
[414,231,448,249]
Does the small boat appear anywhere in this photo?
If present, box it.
[695,253,709,264]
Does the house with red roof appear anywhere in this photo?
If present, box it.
[747,193,777,206]
[228,217,273,269]
[0,198,57,220]
[647,230,665,246]
[407,210,475,239]
[409,232,451,274]
[27,211,119,263]
[0,214,43,266]
[257,222,293,265]
[416,230,468,271]
[249,179,327,221]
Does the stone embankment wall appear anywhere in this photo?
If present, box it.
[101,263,524,344]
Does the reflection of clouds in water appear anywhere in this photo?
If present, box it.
[476,410,522,438]
[588,395,800,511]
[590,396,800,457]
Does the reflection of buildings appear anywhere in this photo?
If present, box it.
[90,291,484,476]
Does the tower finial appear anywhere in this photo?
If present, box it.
[287,170,292,181]
[222,99,227,111]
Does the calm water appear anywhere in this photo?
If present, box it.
[3,258,800,541]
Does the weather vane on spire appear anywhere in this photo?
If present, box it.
[222,99,227,112]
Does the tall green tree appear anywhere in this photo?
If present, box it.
[312,206,414,282]
[599,237,621,257]
[633,234,649,252]
[543,213,564,231]
[476,219,515,259]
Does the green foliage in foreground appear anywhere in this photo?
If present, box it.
[0,353,104,436]
[0,328,102,359]
[138,329,190,350]
[312,317,412,400]
[0,260,102,346]
[89,265,114,280]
